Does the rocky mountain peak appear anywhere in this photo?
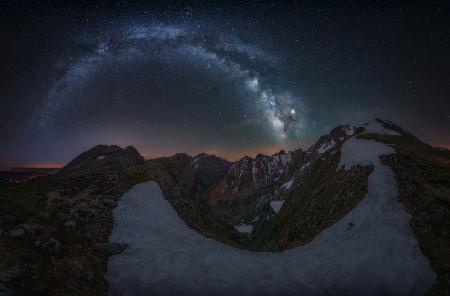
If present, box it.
[56,145,145,177]
[207,150,295,207]
[307,124,357,155]
[191,153,230,168]
[189,153,231,190]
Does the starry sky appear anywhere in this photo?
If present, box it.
[1,1,449,168]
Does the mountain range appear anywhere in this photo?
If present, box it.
[0,119,449,295]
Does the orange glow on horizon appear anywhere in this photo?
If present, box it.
[2,147,292,169]
[10,163,65,169]
[140,143,304,162]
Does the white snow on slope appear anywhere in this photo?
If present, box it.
[270,200,285,213]
[107,138,436,296]
[338,137,392,170]
[362,120,401,136]
[281,179,293,190]
[251,160,257,182]
[190,157,199,168]
[234,224,253,234]
[318,139,335,154]
[345,126,354,136]
[279,152,291,165]
[300,162,310,170]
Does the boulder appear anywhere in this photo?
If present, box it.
[102,199,117,208]
[37,238,61,254]
[8,227,26,238]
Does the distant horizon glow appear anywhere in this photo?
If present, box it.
[2,140,449,170]
[1,143,306,169]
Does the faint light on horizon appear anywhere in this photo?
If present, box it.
[1,163,65,170]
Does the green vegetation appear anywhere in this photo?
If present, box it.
[251,152,372,251]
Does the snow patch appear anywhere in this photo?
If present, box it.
[345,126,354,136]
[279,152,291,165]
[251,161,257,182]
[234,224,253,234]
[190,157,200,168]
[300,162,310,170]
[281,179,293,190]
[270,200,285,213]
[318,139,335,154]
[97,155,107,160]
[338,138,393,170]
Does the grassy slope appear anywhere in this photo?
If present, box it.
[251,152,373,251]
[0,175,118,295]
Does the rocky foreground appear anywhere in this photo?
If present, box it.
[0,119,449,295]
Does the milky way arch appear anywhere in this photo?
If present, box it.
[32,22,305,142]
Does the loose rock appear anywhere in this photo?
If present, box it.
[40,238,61,254]
[8,228,26,238]
[102,199,117,208]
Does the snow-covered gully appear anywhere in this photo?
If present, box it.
[106,138,436,296]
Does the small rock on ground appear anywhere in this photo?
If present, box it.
[8,228,26,237]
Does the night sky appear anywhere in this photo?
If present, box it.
[1,1,449,168]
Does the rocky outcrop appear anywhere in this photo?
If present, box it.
[207,124,360,229]
[207,150,300,207]
[303,124,361,163]
[55,145,145,177]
